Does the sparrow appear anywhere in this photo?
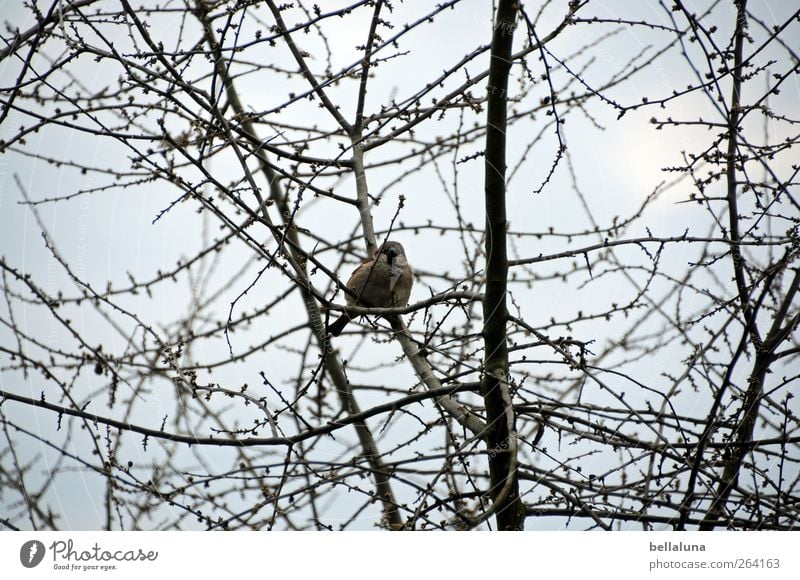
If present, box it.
[327,241,413,336]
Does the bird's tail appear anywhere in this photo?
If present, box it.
[327,314,350,336]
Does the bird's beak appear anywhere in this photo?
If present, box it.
[385,246,398,263]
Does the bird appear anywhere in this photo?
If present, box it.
[327,241,413,336]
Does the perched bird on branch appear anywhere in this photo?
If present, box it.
[327,241,413,336]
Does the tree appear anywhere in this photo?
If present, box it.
[1,0,798,531]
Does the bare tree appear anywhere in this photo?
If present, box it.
[1,0,798,531]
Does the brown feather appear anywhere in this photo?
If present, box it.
[327,241,413,336]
